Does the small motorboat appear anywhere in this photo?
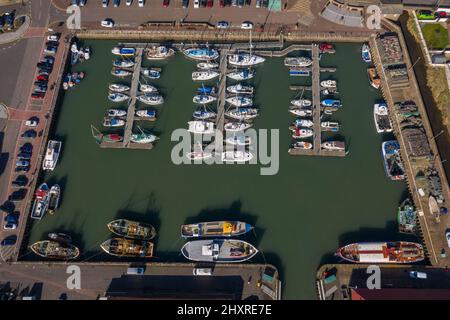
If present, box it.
[107,109,127,117]
[181,221,253,238]
[141,68,161,79]
[103,118,125,127]
[182,47,219,61]
[109,83,130,92]
[367,67,381,89]
[291,99,312,107]
[193,95,217,104]
[135,109,157,120]
[321,99,342,108]
[224,122,252,132]
[362,43,372,63]
[192,70,219,81]
[319,43,335,53]
[108,92,129,102]
[197,61,219,69]
[320,80,337,88]
[137,94,164,105]
[139,84,158,93]
[186,150,213,160]
[131,131,159,144]
[292,128,313,139]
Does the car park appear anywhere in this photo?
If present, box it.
[241,21,253,29]
[102,0,109,7]
[216,21,229,29]
[101,19,114,28]
[1,236,17,246]
[21,130,37,139]
[138,0,145,6]
[11,175,28,187]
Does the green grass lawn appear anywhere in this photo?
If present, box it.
[422,23,449,49]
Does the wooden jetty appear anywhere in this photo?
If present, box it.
[215,49,228,152]
[253,44,313,57]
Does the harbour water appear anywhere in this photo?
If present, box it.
[24,41,412,299]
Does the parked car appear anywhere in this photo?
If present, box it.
[20,143,33,153]
[47,34,60,42]
[15,160,30,168]
[36,74,49,81]
[4,214,18,225]
[101,19,114,28]
[9,188,27,202]
[163,0,169,7]
[193,268,212,276]
[126,0,132,5]
[44,45,57,54]
[71,0,79,5]
[256,0,261,8]
[0,14,5,29]
[446,230,450,248]
[193,0,200,7]
[219,0,225,6]
[17,152,32,160]
[206,0,213,7]
[79,0,86,5]
[238,0,244,7]
[113,0,120,7]
[409,271,427,279]
[26,117,39,127]
[102,0,109,7]
[231,0,237,6]
[4,12,14,29]
[200,0,206,7]
[138,0,145,6]
[241,21,253,29]
[21,129,37,139]
[216,21,229,29]
[11,175,28,187]
[262,0,268,7]
[417,10,435,20]
[182,0,188,8]
[15,166,29,173]
[1,236,17,246]
[31,92,45,99]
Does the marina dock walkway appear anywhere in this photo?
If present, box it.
[215,49,228,153]
[123,48,143,148]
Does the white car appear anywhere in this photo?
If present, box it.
[446,231,450,248]
[102,0,108,7]
[194,0,199,8]
[241,21,253,29]
[47,34,60,42]
[193,268,212,276]
[126,0,132,5]
[101,19,114,28]
[138,0,144,6]
[25,120,38,127]
[3,223,17,231]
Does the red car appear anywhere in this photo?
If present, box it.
[36,74,49,82]
[163,0,169,6]
[207,0,213,7]
[219,0,224,6]
[31,92,45,99]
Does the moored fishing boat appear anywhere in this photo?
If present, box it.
[227,69,254,81]
[362,43,372,63]
[226,96,252,107]
[181,239,258,263]
[181,221,253,238]
[182,47,219,61]
[111,46,136,57]
[321,121,340,132]
[291,99,312,107]
[335,241,424,264]
[321,141,345,151]
[367,67,381,89]
[382,140,405,180]
[188,120,215,134]
[43,140,62,171]
[108,92,129,102]
[227,83,254,95]
[145,46,174,60]
[112,59,134,68]
[224,122,252,132]
[139,84,158,93]
[228,53,265,67]
[193,110,217,120]
[71,43,80,65]
[31,240,80,260]
[398,198,417,233]
[107,109,127,117]
[141,68,161,79]
[320,80,337,88]
[292,128,313,139]
[111,68,132,78]
[193,95,217,104]
[291,141,313,150]
[284,57,312,67]
[222,151,253,163]
[47,184,60,214]
[31,183,50,220]
[100,238,154,258]
[226,107,258,120]
[135,109,157,120]
[103,118,125,127]
[192,70,219,81]
[197,61,219,69]
[225,135,252,146]
[107,219,156,240]
[137,94,164,105]
[109,83,130,92]
[373,103,393,133]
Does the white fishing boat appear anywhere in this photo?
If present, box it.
[226,96,252,107]
[227,83,254,95]
[291,141,313,150]
[181,239,258,262]
[322,141,345,151]
[225,135,252,146]
[103,118,125,127]
[107,109,127,117]
[137,94,164,105]
[193,110,217,120]
[43,140,62,171]
[145,46,174,60]
[197,61,219,69]
[224,122,252,132]
[187,121,215,134]
[373,103,393,133]
[109,83,130,92]
[192,70,219,81]
[135,109,157,120]
[226,107,258,120]
[227,69,254,81]
[222,151,253,163]
[139,84,158,93]
[108,92,129,102]
[47,184,60,214]
[291,99,312,107]
[193,95,217,104]
[112,59,134,68]
[284,57,312,67]
[292,128,313,139]
[31,183,50,220]
[182,48,219,61]
[228,53,265,67]
[289,108,313,117]
[292,119,314,128]
[320,80,337,88]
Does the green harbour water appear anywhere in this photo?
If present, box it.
[25,41,413,299]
